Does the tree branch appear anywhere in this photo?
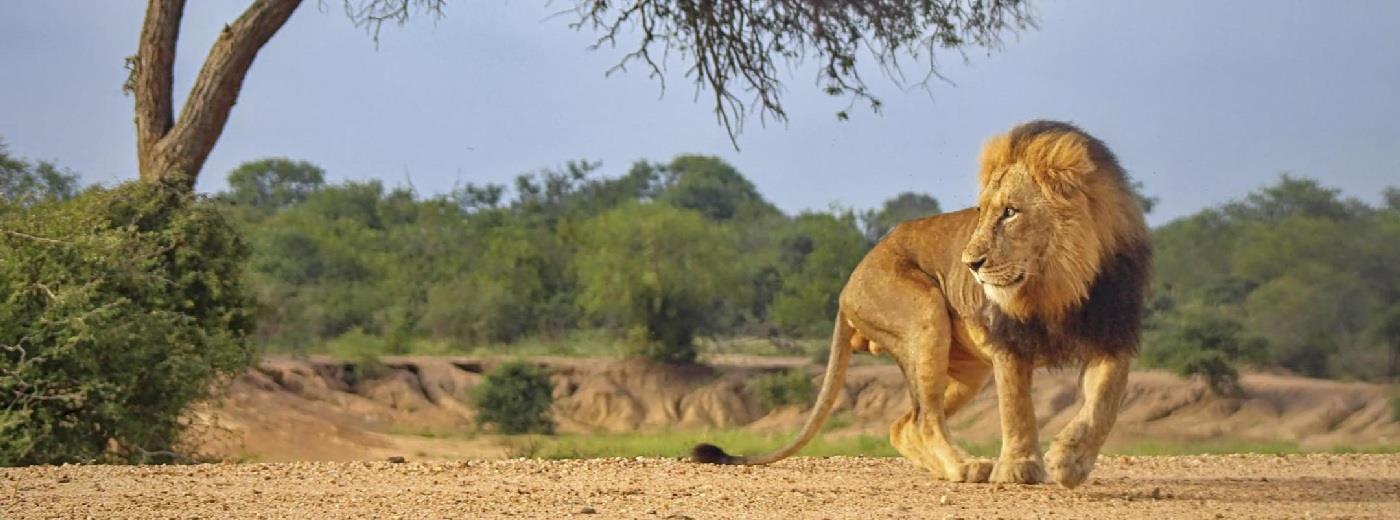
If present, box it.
[133,0,185,182]
[572,0,1035,148]
[153,0,303,189]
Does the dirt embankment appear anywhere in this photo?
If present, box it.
[192,355,1399,462]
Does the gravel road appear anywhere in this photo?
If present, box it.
[4,454,1397,519]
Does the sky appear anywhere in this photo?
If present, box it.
[2,1,1398,225]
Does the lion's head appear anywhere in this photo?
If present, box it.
[961,121,1148,324]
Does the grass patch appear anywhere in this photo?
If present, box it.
[519,433,1398,460]
[491,430,1007,460]
[462,330,631,358]
[383,426,468,439]
[697,336,827,358]
[493,430,900,459]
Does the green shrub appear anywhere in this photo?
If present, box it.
[472,361,555,434]
[1179,350,1243,396]
[749,368,815,409]
[1142,307,1260,396]
[0,181,254,465]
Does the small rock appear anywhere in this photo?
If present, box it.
[939,495,951,505]
[1150,487,1162,500]
[579,507,598,514]
[386,456,406,464]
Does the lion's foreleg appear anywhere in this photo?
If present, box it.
[1045,354,1130,488]
[989,353,1047,484]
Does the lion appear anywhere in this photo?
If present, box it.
[692,120,1150,488]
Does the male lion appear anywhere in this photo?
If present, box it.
[692,121,1150,488]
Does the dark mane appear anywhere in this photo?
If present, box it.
[984,240,1151,366]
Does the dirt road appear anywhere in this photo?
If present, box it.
[4,454,1397,519]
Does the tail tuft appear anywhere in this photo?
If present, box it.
[690,443,736,464]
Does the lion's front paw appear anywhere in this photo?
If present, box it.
[945,458,994,483]
[1045,442,1095,489]
[991,456,1047,485]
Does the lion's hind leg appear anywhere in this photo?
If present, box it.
[858,286,991,483]
[943,345,991,418]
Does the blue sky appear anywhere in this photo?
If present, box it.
[2,1,1397,224]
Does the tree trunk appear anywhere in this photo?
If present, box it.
[133,0,302,191]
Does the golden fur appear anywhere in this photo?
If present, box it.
[693,121,1151,489]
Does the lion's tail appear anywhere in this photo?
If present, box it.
[690,314,854,465]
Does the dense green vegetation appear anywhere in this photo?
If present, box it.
[209,155,1398,383]
[472,361,556,434]
[1,146,253,464]
[222,156,880,363]
[212,155,1400,383]
[1146,177,1400,384]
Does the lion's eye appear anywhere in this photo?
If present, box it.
[1002,206,1019,219]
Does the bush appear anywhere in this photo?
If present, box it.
[749,368,815,409]
[472,361,555,434]
[575,203,740,364]
[0,181,254,465]
[1143,307,1261,396]
[1179,351,1243,396]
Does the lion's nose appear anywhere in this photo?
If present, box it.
[966,256,987,273]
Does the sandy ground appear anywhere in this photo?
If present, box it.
[3,454,1397,519]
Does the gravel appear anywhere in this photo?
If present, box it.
[3,454,1398,519]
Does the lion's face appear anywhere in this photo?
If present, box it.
[961,121,1148,323]
[962,164,1069,305]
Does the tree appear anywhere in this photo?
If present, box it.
[861,192,941,243]
[656,155,780,221]
[129,0,305,189]
[0,140,79,208]
[575,202,739,363]
[1224,174,1358,222]
[420,224,559,345]
[129,0,1033,188]
[770,212,866,337]
[1376,305,1400,381]
[1142,307,1266,396]
[223,157,325,214]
